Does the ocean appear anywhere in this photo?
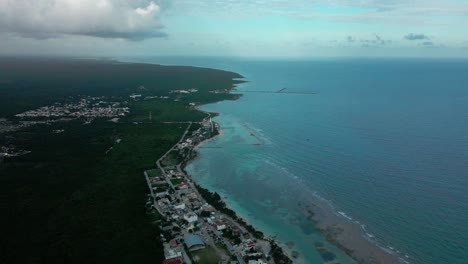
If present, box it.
[122,57,468,264]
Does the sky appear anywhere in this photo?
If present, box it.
[1,0,468,58]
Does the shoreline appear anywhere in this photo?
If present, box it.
[129,59,407,263]
[184,101,406,264]
[182,106,294,263]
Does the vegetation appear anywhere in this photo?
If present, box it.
[170,178,185,185]
[193,183,293,263]
[222,228,242,244]
[130,99,207,123]
[146,168,162,178]
[1,120,184,263]
[0,58,242,263]
[161,150,185,167]
[194,183,265,239]
[270,241,294,264]
[0,57,243,118]
[190,247,221,264]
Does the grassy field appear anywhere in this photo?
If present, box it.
[161,150,185,167]
[127,99,207,123]
[170,178,185,186]
[147,168,162,178]
[191,247,222,264]
[0,58,242,264]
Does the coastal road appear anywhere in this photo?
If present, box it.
[156,122,193,184]
[144,171,165,216]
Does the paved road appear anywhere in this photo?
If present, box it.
[144,171,165,216]
[156,122,192,189]
[145,119,275,264]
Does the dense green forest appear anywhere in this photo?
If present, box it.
[0,57,243,117]
[0,58,242,263]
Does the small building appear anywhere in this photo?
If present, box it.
[244,240,256,251]
[165,249,181,260]
[156,191,169,197]
[170,239,179,248]
[248,260,267,264]
[184,212,198,223]
[164,258,182,264]
[184,234,205,251]
[129,94,142,99]
[174,203,186,210]
[178,182,189,190]
[215,221,227,231]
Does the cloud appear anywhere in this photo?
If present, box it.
[0,0,165,40]
[404,33,430,40]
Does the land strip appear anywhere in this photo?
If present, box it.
[144,116,292,264]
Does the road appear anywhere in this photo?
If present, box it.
[145,118,276,264]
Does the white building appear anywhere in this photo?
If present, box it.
[184,213,198,223]
[174,203,186,210]
[164,245,182,260]
[248,260,267,264]
[215,221,227,231]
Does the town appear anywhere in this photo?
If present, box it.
[145,117,291,264]
[1,96,131,160]
[15,96,129,121]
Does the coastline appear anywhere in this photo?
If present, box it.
[183,98,405,264]
[182,104,294,263]
[123,58,408,263]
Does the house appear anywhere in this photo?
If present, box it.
[164,258,182,264]
[184,212,198,223]
[244,240,256,250]
[170,239,179,248]
[156,191,169,197]
[129,94,142,99]
[165,249,181,260]
[178,182,189,190]
[186,222,195,232]
[248,260,267,264]
[174,203,186,210]
[215,221,227,231]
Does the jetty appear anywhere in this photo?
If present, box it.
[234,88,316,95]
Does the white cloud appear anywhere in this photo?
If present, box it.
[135,1,159,16]
[0,0,165,40]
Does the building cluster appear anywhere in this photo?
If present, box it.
[170,89,199,94]
[146,118,273,264]
[144,95,170,100]
[0,145,31,159]
[209,88,232,94]
[2,118,74,135]
[15,97,129,121]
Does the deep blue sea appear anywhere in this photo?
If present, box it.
[122,57,468,264]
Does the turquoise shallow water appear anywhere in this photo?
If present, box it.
[123,57,468,264]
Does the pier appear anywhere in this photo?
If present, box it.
[234,88,316,95]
